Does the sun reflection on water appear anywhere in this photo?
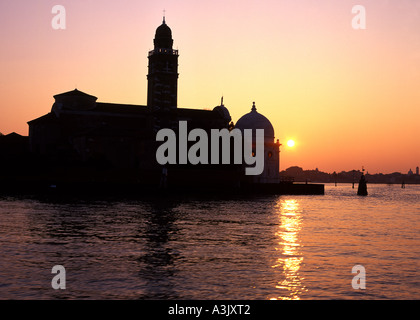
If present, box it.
[270,199,307,300]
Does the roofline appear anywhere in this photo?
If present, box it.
[27,113,56,124]
[96,102,147,108]
[53,89,98,100]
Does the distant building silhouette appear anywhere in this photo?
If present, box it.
[280,167,420,185]
[0,133,29,187]
[0,132,28,155]
[416,166,419,176]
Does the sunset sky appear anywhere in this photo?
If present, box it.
[1,0,419,173]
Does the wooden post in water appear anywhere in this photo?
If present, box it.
[357,167,368,196]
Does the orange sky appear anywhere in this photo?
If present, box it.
[0,0,419,173]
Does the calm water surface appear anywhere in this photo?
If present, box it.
[0,184,419,299]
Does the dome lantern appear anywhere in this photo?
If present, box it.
[154,17,173,49]
[251,101,256,112]
[213,96,232,123]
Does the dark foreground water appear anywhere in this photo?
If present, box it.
[0,184,419,300]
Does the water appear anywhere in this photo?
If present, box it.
[0,184,419,300]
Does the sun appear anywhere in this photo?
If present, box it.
[287,140,295,147]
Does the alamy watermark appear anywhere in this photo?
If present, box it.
[51,265,66,290]
[352,5,366,30]
[51,5,66,30]
[51,4,367,31]
[352,265,366,289]
[156,121,265,175]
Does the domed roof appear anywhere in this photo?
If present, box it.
[154,17,173,49]
[235,102,275,141]
[213,97,231,122]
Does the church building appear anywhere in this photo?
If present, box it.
[27,18,281,190]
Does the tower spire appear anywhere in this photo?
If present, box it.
[163,9,166,24]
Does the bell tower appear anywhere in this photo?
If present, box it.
[147,17,179,110]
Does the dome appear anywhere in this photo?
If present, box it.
[213,97,231,122]
[235,102,275,141]
[154,17,173,49]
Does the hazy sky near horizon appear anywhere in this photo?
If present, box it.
[0,0,419,173]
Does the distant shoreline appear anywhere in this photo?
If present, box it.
[301,182,420,185]
[281,166,420,185]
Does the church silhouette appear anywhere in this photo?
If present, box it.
[23,18,323,194]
